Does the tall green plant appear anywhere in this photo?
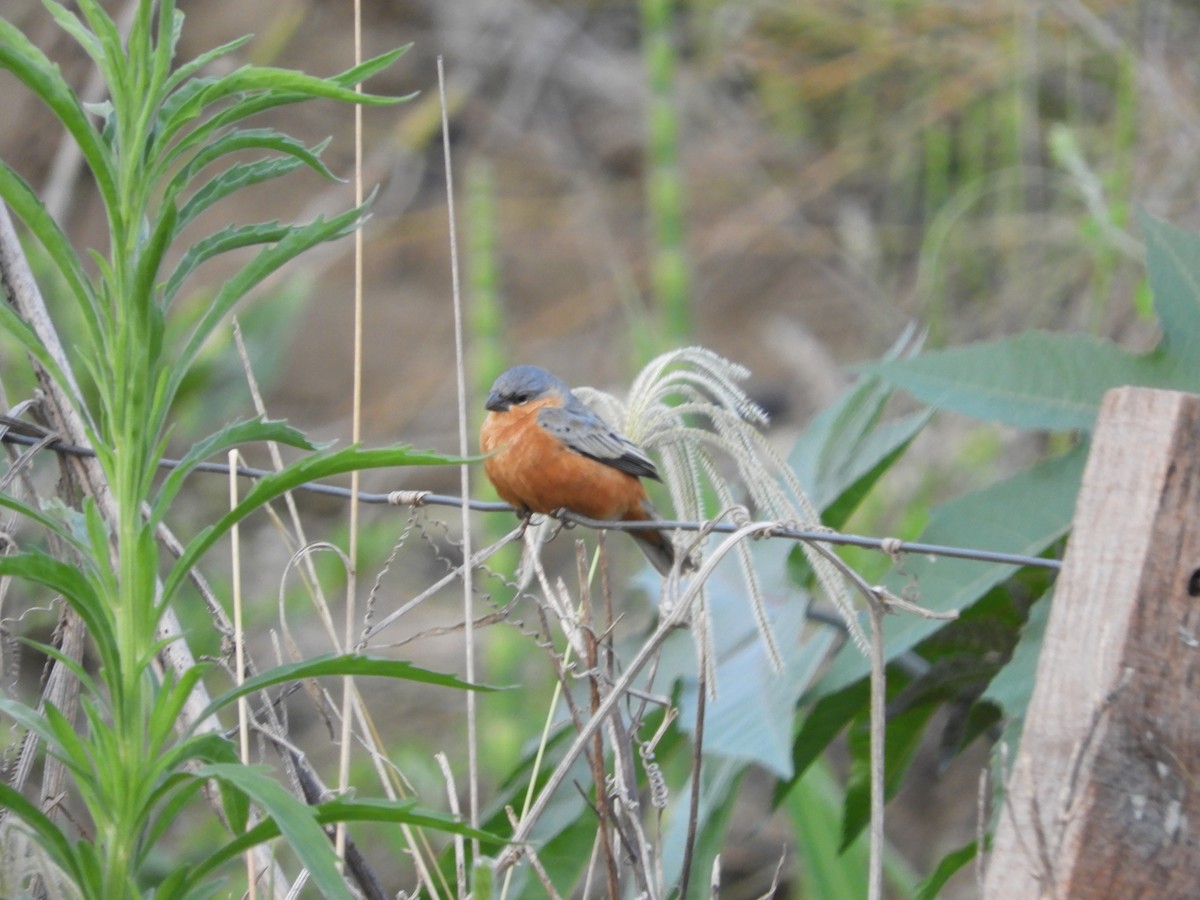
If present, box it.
[0,2,489,895]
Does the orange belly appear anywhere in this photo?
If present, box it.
[481,404,650,521]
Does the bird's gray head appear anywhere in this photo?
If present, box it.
[484,365,570,412]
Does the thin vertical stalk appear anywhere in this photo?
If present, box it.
[336,0,366,863]
[439,57,480,846]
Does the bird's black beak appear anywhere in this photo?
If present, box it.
[485,392,509,412]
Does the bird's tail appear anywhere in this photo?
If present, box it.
[631,499,695,577]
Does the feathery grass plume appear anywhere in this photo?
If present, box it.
[576,346,867,674]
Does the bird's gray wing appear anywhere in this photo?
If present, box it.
[537,404,661,481]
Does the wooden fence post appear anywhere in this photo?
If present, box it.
[984,386,1200,897]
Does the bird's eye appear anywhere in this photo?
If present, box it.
[510,392,530,405]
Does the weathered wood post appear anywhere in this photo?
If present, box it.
[984,387,1200,897]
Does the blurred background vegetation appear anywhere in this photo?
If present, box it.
[1,0,1197,895]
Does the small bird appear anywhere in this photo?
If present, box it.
[480,365,689,576]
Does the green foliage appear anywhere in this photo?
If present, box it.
[913,838,984,900]
[783,211,1200,888]
[0,2,490,895]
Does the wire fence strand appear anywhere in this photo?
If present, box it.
[0,426,1063,572]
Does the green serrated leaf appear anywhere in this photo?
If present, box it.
[161,220,292,308]
[162,444,458,603]
[863,331,1194,431]
[196,652,489,726]
[0,162,102,345]
[0,17,117,209]
[173,129,335,227]
[0,552,115,672]
[150,417,317,524]
[157,51,409,154]
[178,156,307,227]
[161,33,254,99]
[169,201,369,383]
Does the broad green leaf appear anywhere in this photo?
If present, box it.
[674,590,838,777]
[1141,211,1200,363]
[821,422,922,530]
[841,700,938,851]
[196,652,489,726]
[811,443,1084,698]
[150,417,318,524]
[789,373,887,508]
[981,589,1053,755]
[781,679,870,798]
[162,444,458,602]
[863,331,1192,432]
[785,759,870,900]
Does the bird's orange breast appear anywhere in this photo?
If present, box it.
[481,400,650,521]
